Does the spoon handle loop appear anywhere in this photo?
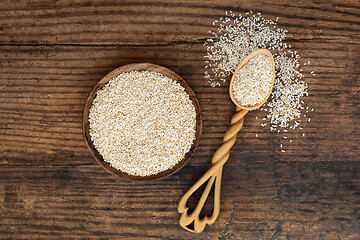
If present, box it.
[178,107,249,233]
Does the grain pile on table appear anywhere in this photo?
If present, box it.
[88,70,197,177]
[204,11,314,147]
[232,54,273,106]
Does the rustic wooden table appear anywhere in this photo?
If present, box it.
[1,0,359,239]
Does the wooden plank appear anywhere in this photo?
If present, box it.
[0,162,359,239]
[0,0,359,45]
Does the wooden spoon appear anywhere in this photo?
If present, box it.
[177,49,275,233]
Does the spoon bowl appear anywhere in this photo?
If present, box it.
[229,48,275,111]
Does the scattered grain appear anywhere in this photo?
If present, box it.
[204,11,313,136]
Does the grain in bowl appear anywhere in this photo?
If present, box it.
[88,70,197,177]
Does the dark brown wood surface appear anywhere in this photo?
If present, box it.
[0,0,359,239]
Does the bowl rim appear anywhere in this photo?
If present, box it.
[82,63,202,181]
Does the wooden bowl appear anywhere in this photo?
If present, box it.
[82,63,202,181]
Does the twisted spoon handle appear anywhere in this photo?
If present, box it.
[178,107,249,233]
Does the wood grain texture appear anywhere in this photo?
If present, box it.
[0,0,359,239]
